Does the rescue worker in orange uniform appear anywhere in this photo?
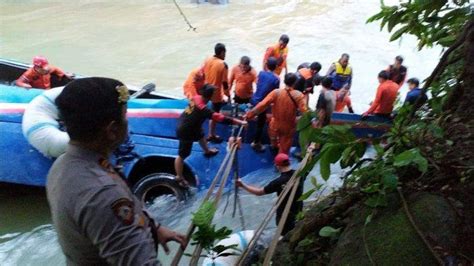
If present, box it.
[362,70,399,119]
[246,73,307,155]
[229,56,257,104]
[295,62,322,104]
[202,43,229,143]
[16,56,72,90]
[263,34,290,76]
[335,88,354,113]
[182,67,205,99]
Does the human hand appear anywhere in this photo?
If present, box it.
[308,143,316,152]
[361,112,369,120]
[157,226,186,254]
[244,112,255,120]
[235,178,243,188]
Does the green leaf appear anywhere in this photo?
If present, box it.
[298,238,314,247]
[192,201,216,227]
[212,244,239,255]
[320,155,331,181]
[382,173,398,191]
[390,25,410,41]
[387,13,402,32]
[393,148,428,172]
[310,176,318,187]
[365,213,373,225]
[297,111,316,131]
[374,144,384,157]
[298,188,316,201]
[319,226,341,237]
[296,211,305,221]
[361,183,380,194]
[437,34,456,46]
[365,193,388,207]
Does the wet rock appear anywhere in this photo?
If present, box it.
[273,191,459,265]
[330,192,458,265]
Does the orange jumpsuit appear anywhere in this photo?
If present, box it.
[335,91,352,112]
[183,68,205,99]
[203,56,228,104]
[16,66,66,89]
[263,44,288,76]
[249,87,307,154]
[229,65,257,100]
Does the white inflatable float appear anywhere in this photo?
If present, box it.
[22,87,69,158]
[202,230,254,266]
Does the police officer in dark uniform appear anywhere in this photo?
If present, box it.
[47,77,185,265]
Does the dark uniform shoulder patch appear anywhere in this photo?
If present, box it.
[111,198,134,225]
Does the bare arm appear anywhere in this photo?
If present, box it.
[236,179,265,196]
[247,90,276,119]
[15,70,33,88]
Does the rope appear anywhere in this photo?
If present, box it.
[189,144,238,265]
[173,124,245,265]
[237,147,313,265]
[232,147,246,230]
[172,0,197,32]
[171,143,237,265]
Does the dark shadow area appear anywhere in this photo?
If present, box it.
[0,182,51,238]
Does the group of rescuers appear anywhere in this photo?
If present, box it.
[17,35,427,265]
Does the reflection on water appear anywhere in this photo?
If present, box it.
[0,165,335,265]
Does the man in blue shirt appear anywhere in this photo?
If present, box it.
[404,78,427,108]
[250,57,280,152]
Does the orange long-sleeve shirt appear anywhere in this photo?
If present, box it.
[366,80,399,115]
[183,68,205,99]
[203,56,228,103]
[250,87,307,131]
[229,65,257,99]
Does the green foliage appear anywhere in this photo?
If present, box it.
[319,226,341,238]
[366,0,471,49]
[394,148,428,172]
[189,201,235,255]
[295,0,468,237]
[298,121,366,180]
[298,176,324,202]
[192,200,216,228]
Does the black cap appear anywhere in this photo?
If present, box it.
[55,77,126,141]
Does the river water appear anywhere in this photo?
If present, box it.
[0,0,440,265]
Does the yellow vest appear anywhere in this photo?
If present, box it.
[335,62,352,76]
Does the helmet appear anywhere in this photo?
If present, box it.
[274,153,290,167]
[33,56,49,67]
